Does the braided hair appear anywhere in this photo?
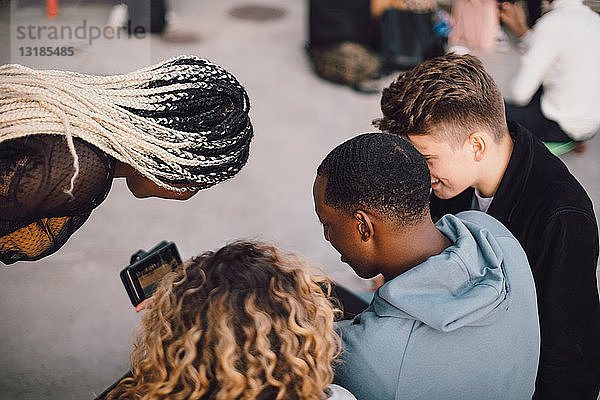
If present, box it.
[0,55,253,194]
[317,133,431,225]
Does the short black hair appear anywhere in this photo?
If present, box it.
[317,133,430,225]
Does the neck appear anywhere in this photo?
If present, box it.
[474,133,514,198]
[381,219,452,281]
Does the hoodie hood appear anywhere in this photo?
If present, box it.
[374,212,510,332]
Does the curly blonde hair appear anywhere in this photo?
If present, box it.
[108,241,342,400]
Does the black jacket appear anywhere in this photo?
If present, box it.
[430,122,600,400]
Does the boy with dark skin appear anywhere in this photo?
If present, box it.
[313,133,539,400]
[375,53,600,399]
[314,177,450,282]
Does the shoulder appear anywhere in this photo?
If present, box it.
[336,306,412,337]
[335,309,413,363]
[535,1,600,32]
[525,5,585,50]
[450,211,516,241]
[509,128,595,221]
[0,135,112,169]
[535,3,575,24]
[453,209,500,225]
[542,207,599,241]
[526,150,595,221]
[527,8,563,40]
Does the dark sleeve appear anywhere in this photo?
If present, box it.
[0,136,115,263]
[532,210,600,400]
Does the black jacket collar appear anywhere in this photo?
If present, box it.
[486,121,535,224]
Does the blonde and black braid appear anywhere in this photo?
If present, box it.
[0,55,253,194]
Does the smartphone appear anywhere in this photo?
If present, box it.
[120,241,181,307]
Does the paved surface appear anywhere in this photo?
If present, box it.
[0,1,598,399]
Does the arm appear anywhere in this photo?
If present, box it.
[532,211,600,399]
[333,317,403,400]
[499,4,561,105]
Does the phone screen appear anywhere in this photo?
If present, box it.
[136,247,180,297]
[121,241,182,306]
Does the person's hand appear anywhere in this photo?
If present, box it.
[499,2,529,37]
[135,298,153,313]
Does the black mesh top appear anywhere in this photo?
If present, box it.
[0,135,115,264]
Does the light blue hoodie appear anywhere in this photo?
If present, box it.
[334,211,540,400]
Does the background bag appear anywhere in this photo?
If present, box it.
[309,42,382,87]
[308,0,372,48]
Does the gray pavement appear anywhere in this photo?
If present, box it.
[0,1,598,399]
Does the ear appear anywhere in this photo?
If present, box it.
[353,210,374,242]
[468,132,486,162]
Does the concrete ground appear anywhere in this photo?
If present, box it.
[0,1,598,399]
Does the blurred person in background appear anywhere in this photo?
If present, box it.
[499,0,600,152]
[107,0,198,42]
[448,0,501,53]
[105,241,356,400]
[0,56,253,264]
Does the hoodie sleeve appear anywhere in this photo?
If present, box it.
[333,315,410,400]
[531,210,600,399]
